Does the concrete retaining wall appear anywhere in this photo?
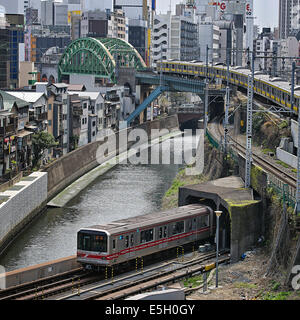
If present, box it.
[276,147,297,169]
[229,200,263,262]
[0,172,48,253]
[0,255,78,288]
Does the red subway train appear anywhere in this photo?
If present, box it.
[77,204,214,270]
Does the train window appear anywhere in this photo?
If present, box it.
[141,228,154,243]
[125,235,129,248]
[187,219,192,231]
[112,239,116,249]
[130,234,134,247]
[159,227,163,239]
[198,215,209,228]
[77,231,107,252]
[172,221,184,235]
[164,226,167,238]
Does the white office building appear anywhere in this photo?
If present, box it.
[152,11,198,69]
[0,0,24,14]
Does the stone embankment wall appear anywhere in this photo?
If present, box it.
[0,172,48,254]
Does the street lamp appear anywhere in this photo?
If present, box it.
[215,210,222,288]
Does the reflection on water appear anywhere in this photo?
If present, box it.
[0,133,198,271]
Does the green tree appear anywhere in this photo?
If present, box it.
[32,131,58,168]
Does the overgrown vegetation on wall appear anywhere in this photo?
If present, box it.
[252,112,291,151]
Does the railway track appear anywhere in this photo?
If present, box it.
[0,249,229,300]
[212,116,297,189]
[54,250,230,301]
[0,267,95,300]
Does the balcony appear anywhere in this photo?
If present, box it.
[106,94,119,102]
[0,124,16,136]
[36,113,48,121]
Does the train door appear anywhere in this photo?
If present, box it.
[111,237,117,257]
[192,217,198,240]
[128,233,135,258]
[158,225,168,249]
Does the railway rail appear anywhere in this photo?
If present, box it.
[211,115,297,190]
[0,249,229,300]
[0,267,93,300]
[56,250,230,300]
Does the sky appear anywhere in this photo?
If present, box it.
[156,0,279,29]
[28,0,279,29]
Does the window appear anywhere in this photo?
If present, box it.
[77,231,107,252]
[130,234,134,247]
[112,239,116,249]
[48,104,52,110]
[187,219,192,231]
[48,120,52,126]
[125,235,129,248]
[159,227,162,239]
[172,221,184,235]
[164,226,167,238]
[198,215,209,228]
[141,228,154,243]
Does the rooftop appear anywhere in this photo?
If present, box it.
[5,92,45,104]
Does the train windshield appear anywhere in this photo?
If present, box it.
[77,230,107,253]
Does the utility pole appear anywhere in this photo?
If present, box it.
[224,48,230,154]
[204,45,209,133]
[245,50,255,189]
[292,61,300,215]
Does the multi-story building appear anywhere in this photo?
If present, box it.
[152,11,198,69]
[128,19,147,64]
[81,10,108,38]
[254,28,273,72]
[81,9,128,40]
[70,11,81,39]
[198,20,220,63]
[0,16,10,89]
[0,0,24,14]
[279,0,300,39]
[103,94,119,130]
[108,9,127,41]
[0,89,32,175]
[68,90,105,133]
[39,46,63,83]
[5,91,48,131]
[41,0,68,26]
[114,0,147,20]
[44,83,69,157]
[18,61,38,87]
[25,24,71,63]
[6,14,25,89]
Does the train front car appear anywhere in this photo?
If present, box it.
[77,228,110,270]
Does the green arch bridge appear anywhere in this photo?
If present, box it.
[58,37,147,83]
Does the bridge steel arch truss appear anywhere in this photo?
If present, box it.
[58,37,147,83]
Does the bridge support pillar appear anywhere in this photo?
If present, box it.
[136,84,155,124]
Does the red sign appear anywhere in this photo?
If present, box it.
[220,2,226,10]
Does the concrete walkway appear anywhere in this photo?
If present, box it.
[47,130,183,208]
